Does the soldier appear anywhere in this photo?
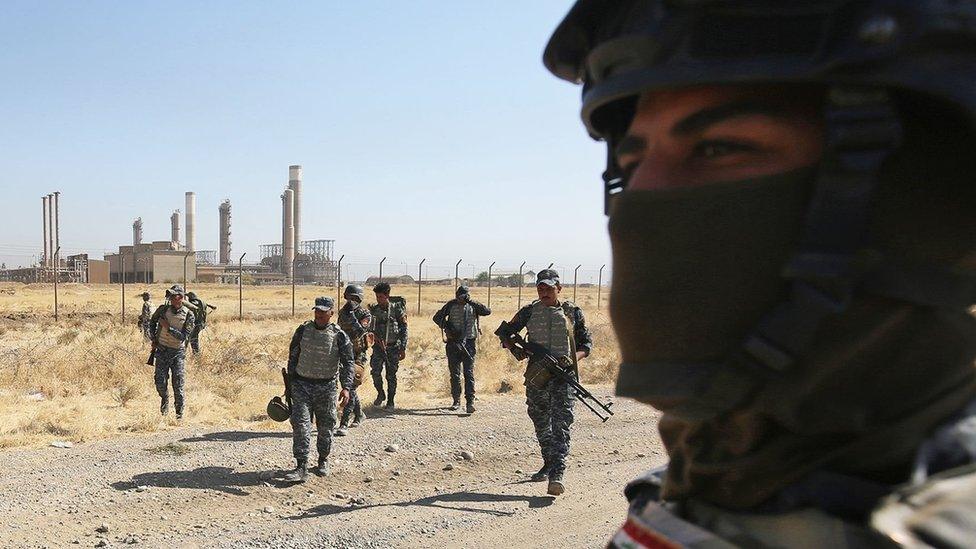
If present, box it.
[368,282,407,410]
[433,285,491,413]
[184,291,213,354]
[148,285,195,419]
[502,270,591,496]
[544,1,976,546]
[283,297,354,483]
[336,284,372,435]
[138,292,153,341]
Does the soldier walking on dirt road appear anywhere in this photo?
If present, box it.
[148,285,195,419]
[433,285,491,413]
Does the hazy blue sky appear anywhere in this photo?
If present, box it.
[0,2,610,281]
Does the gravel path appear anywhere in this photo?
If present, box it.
[0,389,663,548]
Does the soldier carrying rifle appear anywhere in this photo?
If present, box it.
[148,285,195,419]
[499,269,591,496]
[433,285,491,413]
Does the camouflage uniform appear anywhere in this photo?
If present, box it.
[148,302,195,417]
[507,299,591,479]
[433,294,491,406]
[368,301,408,405]
[138,298,154,341]
[337,300,371,427]
[286,320,355,463]
[185,295,208,354]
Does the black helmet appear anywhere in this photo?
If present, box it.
[343,284,365,303]
[266,396,290,422]
[545,0,976,209]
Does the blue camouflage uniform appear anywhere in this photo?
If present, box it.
[507,299,591,480]
[368,301,408,405]
[148,302,196,417]
[433,294,491,405]
[287,320,355,463]
[337,301,371,426]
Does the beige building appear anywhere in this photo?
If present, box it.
[105,241,197,283]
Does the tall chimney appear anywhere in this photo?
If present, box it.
[53,191,60,267]
[219,200,232,264]
[185,192,196,252]
[171,210,181,245]
[46,193,54,268]
[42,196,49,267]
[133,217,143,246]
[288,165,302,255]
[282,189,295,279]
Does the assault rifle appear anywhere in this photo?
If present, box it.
[146,343,157,366]
[495,321,613,422]
[442,326,474,362]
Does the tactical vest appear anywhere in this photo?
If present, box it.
[371,303,402,345]
[338,305,368,354]
[526,301,572,359]
[448,301,478,340]
[295,322,341,380]
[157,306,190,350]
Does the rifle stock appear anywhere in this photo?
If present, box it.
[146,344,156,366]
[495,321,613,422]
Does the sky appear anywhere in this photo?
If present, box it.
[0,2,611,282]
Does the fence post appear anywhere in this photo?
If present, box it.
[418,258,426,315]
[573,264,581,302]
[598,264,606,309]
[53,246,60,322]
[183,251,192,291]
[379,257,386,282]
[238,253,246,321]
[517,261,525,309]
[121,254,126,324]
[548,262,554,269]
[487,261,495,307]
[336,254,344,303]
[455,258,462,291]
[291,256,298,316]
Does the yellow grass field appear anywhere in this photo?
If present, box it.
[0,282,618,449]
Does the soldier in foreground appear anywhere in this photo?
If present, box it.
[184,291,214,354]
[283,297,354,483]
[544,1,976,545]
[502,270,591,496]
[433,285,491,413]
[336,284,371,435]
[368,282,407,410]
[148,285,195,419]
[138,292,153,341]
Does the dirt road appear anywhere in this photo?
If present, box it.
[0,390,663,548]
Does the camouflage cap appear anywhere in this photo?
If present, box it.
[536,269,560,287]
[313,296,335,312]
[168,284,186,296]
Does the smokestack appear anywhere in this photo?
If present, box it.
[219,200,232,264]
[171,210,181,245]
[185,192,196,252]
[42,196,49,268]
[53,191,60,267]
[133,217,143,246]
[47,193,54,268]
[282,189,295,279]
[288,165,302,255]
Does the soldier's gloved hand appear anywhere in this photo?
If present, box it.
[338,389,350,408]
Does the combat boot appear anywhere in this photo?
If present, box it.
[351,409,365,427]
[530,463,550,482]
[283,459,308,483]
[334,426,349,437]
[385,398,395,410]
[373,390,386,407]
[160,398,169,416]
[547,473,565,496]
[312,457,330,477]
[465,398,476,414]
[449,398,461,411]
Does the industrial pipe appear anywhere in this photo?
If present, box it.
[53,246,60,322]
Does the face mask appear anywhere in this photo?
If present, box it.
[608,168,817,419]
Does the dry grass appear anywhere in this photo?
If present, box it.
[0,281,618,449]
